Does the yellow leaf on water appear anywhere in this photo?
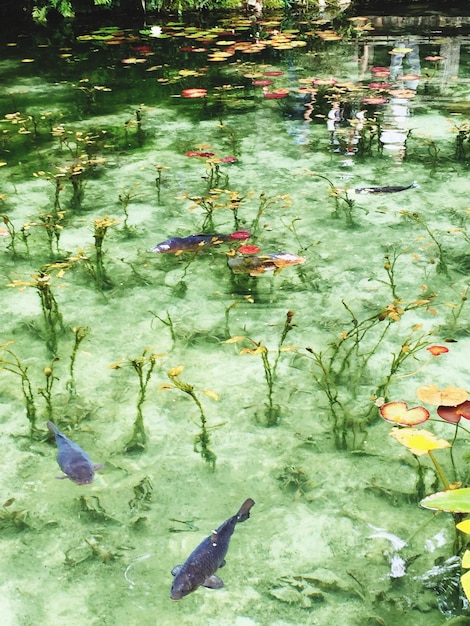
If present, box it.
[463,549,470,569]
[461,570,470,601]
[158,383,174,391]
[224,336,246,344]
[457,521,470,535]
[202,389,219,401]
[390,427,451,455]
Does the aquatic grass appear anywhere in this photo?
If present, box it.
[118,182,141,232]
[8,272,65,356]
[150,310,176,346]
[154,164,169,204]
[110,348,161,453]
[250,192,291,238]
[0,343,38,435]
[67,326,89,397]
[163,365,220,469]
[304,297,435,449]
[38,357,60,422]
[1,214,19,258]
[304,171,363,227]
[401,211,449,276]
[227,310,296,427]
[37,209,65,257]
[92,216,121,290]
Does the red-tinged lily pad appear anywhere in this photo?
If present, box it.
[185,151,214,157]
[420,488,470,513]
[425,55,446,61]
[437,401,470,424]
[426,345,449,356]
[181,88,207,98]
[252,79,273,87]
[361,97,387,105]
[371,66,390,74]
[380,401,430,426]
[229,230,250,240]
[219,156,237,163]
[238,245,261,254]
[264,70,284,76]
[264,89,290,99]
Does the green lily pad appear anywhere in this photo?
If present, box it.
[420,488,470,513]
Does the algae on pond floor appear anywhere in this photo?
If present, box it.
[1,9,470,626]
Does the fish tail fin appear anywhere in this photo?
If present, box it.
[236,498,255,522]
[47,421,58,435]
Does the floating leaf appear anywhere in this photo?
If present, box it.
[380,401,430,426]
[456,520,470,535]
[462,549,470,568]
[421,488,470,512]
[202,389,219,401]
[437,401,470,424]
[416,384,468,407]
[462,570,470,601]
[426,345,449,356]
[224,336,246,344]
[390,427,450,455]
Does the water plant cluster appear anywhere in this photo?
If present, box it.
[1,9,470,625]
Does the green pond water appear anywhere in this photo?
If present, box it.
[2,6,470,625]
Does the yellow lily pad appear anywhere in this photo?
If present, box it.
[390,427,450,455]
[462,570,470,601]
[462,549,470,568]
[457,520,470,535]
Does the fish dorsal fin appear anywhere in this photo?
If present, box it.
[210,530,218,546]
[171,564,183,577]
[203,574,224,589]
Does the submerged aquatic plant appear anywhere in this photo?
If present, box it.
[401,211,449,276]
[305,171,361,227]
[38,357,60,422]
[37,209,65,257]
[8,272,65,356]
[0,343,37,435]
[163,365,220,469]
[92,216,120,290]
[304,296,435,449]
[228,310,297,426]
[118,183,141,231]
[110,348,161,453]
[67,326,89,397]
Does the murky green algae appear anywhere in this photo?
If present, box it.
[1,8,470,626]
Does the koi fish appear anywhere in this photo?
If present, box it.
[228,253,306,276]
[354,181,418,194]
[47,421,103,485]
[151,231,250,255]
[170,498,255,600]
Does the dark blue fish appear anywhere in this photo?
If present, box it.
[170,498,255,600]
[354,181,418,194]
[151,230,250,255]
[47,421,103,485]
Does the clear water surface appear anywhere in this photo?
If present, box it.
[1,6,470,625]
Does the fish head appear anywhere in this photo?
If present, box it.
[170,573,197,600]
[151,242,172,253]
[66,460,95,485]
